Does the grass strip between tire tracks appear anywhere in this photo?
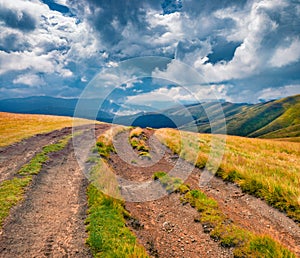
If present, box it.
[0,133,73,228]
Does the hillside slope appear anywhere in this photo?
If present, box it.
[181,94,300,139]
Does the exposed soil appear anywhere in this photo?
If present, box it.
[0,124,110,258]
[0,126,299,257]
[109,129,300,257]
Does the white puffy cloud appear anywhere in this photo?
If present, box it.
[13,73,45,87]
[0,50,55,74]
[197,0,284,82]
[0,0,100,78]
[270,38,300,67]
[126,84,229,108]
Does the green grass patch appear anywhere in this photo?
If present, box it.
[87,127,148,256]
[86,184,148,257]
[95,141,115,159]
[153,171,184,193]
[0,176,32,226]
[18,134,72,176]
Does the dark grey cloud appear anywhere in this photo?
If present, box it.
[0,33,31,52]
[0,7,36,31]
[182,0,248,17]
[74,0,161,46]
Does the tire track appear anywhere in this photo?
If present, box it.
[0,124,110,257]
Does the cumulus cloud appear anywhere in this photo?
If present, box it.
[0,0,299,101]
[270,38,300,67]
[13,73,45,87]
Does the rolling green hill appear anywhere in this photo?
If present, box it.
[181,94,300,140]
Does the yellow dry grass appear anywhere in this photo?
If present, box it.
[155,128,300,222]
[0,112,101,147]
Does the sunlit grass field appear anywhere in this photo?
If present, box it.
[155,128,300,223]
[0,112,100,147]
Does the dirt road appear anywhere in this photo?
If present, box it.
[0,127,72,183]
[0,126,299,257]
[110,130,300,257]
[0,124,110,258]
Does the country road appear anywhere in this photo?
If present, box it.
[0,126,299,257]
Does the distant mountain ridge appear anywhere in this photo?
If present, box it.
[0,94,299,139]
[177,94,300,139]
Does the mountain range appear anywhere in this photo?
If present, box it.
[0,94,299,139]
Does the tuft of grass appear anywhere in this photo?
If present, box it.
[155,128,300,224]
[138,152,152,160]
[130,127,144,139]
[95,141,115,159]
[86,184,148,257]
[152,171,167,180]
[96,125,128,158]
[129,128,151,159]
[153,171,184,193]
[234,235,296,258]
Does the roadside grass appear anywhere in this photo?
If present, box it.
[129,127,144,139]
[129,127,151,159]
[0,134,73,227]
[0,112,100,147]
[155,129,300,224]
[153,171,296,258]
[95,125,128,158]
[85,127,149,257]
[86,184,148,258]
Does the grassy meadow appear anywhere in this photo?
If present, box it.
[155,128,300,223]
[0,112,100,147]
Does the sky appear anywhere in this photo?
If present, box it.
[0,0,300,104]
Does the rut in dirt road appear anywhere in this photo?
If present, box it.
[109,130,300,257]
[0,127,72,183]
[0,124,110,258]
